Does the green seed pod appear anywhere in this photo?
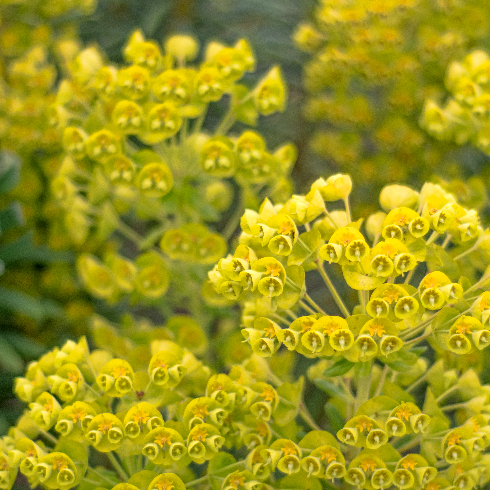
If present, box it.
[393,469,415,489]
[367,298,390,318]
[409,414,431,433]
[301,330,325,354]
[118,65,150,99]
[472,330,490,350]
[300,456,323,478]
[34,452,78,490]
[152,69,193,104]
[420,288,445,310]
[371,468,393,489]
[380,335,404,357]
[251,338,279,358]
[370,255,394,277]
[345,239,370,262]
[319,243,343,264]
[325,461,346,480]
[93,66,118,98]
[112,100,143,134]
[29,392,61,431]
[366,429,389,449]
[86,129,121,164]
[353,335,379,361]
[329,329,355,352]
[385,417,406,437]
[142,102,182,144]
[136,161,173,198]
[200,137,235,177]
[394,296,419,319]
[85,413,124,452]
[277,329,300,351]
[345,468,366,487]
[440,283,464,302]
[195,66,225,102]
[444,444,467,464]
[409,216,430,238]
[106,155,136,186]
[382,224,404,241]
[135,252,170,299]
[337,427,358,445]
[394,253,417,275]
[277,455,301,475]
[62,127,88,160]
[96,358,134,397]
[236,131,266,166]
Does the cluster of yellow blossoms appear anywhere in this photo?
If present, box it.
[3,313,490,490]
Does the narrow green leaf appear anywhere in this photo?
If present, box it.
[322,358,354,377]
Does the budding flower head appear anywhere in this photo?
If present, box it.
[164,35,199,62]
[379,185,419,211]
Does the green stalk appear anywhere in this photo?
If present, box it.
[107,452,129,481]
[315,260,350,317]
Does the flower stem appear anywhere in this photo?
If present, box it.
[304,293,326,314]
[315,260,350,317]
[107,452,129,481]
[373,364,390,397]
[453,245,477,262]
[355,363,372,411]
[299,402,321,431]
[184,461,244,487]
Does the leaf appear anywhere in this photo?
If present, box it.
[426,244,459,281]
[287,229,322,266]
[0,286,63,321]
[277,265,305,309]
[2,333,45,358]
[342,265,386,290]
[356,396,398,417]
[324,403,345,433]
[209,451,237,490]
[313,379,350,402]
[407,239,427,261]
[0,337,24,373]
[322,358,354,378]
[299,430,339,449]
[278,472,323,490]
[0,151,20,194]
[274,376,304,426]
[0,231,72,264]
[383,358,415,373]
[346,314,370,335]
[0,202,24,235]
[232,84,258,126]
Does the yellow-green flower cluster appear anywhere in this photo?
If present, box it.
[421,49,490,156]
[49,30,292,247]
[295,0,490,208]
[209,175,490,366]
[5,325,490,490]
[43,30,294,311]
